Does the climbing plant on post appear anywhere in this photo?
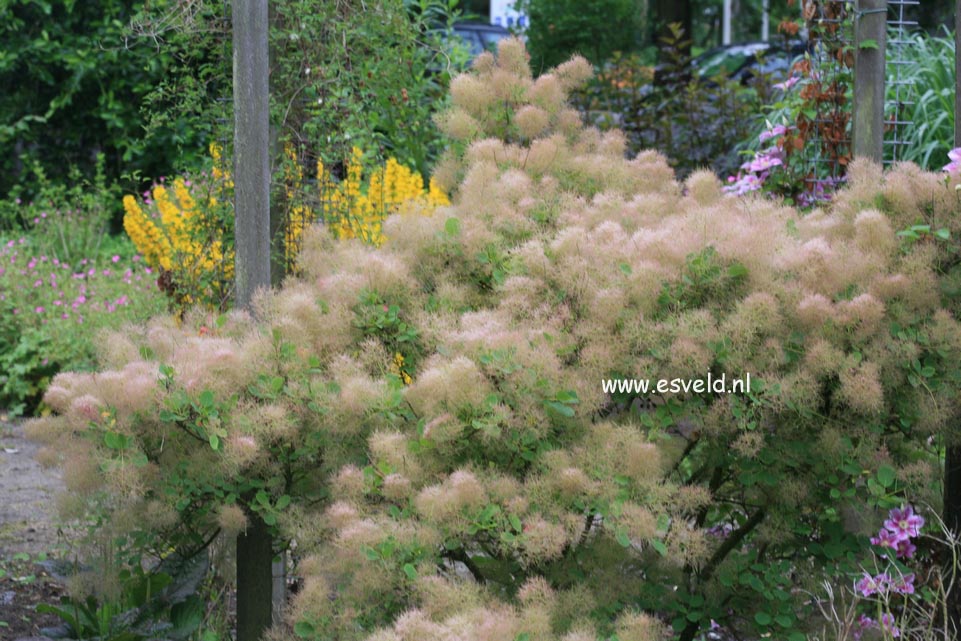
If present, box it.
[233,0,274,639]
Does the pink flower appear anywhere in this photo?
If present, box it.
[34,306,44,314]
[746,148,784,173]
[884,505,924,541]
[853,614,875,641]
[773,75,800,91]
[870,527,900,551]
[111,255,120,263]
[856,572,881,597]
[944,148,961,174]
[896,538,916,560]
[880,613,900,638]
[723,173,763,196]
[759,124,787,143]
[892,573,915,595]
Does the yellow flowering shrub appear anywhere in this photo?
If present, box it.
[124,144,450,311]
[318,147,450,246]
[122,143,234,311]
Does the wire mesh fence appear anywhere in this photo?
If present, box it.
[800,0,852,199]
[803,0,919,186]
[885,0,919,164]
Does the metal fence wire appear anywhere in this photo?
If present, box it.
[801,0,852,201]
[804,0,918,193]
[885,0,919,164]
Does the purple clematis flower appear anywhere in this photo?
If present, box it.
[884,505,924,541]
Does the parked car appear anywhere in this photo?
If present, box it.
[448,22,511,59]
[690,40,809,84]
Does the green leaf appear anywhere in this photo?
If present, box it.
[754,612,773,626]
[444,217,461,236]
[544,400,575,418]
[859,38,879,50]
[615,530,631,547]
[775,613,794,627]
[208,433,220,451]
[877,465,896,488]
[650,539,668,556]
[935,228,951,240]
[403,563,417,580]
[618,262,632,275]
[169,596,205,637]
[509,514,523,532]
[103,431,128,450]
[294,621,316,638]
[727,262,748,278]
[199,389,215,407]
[275,495,292,510]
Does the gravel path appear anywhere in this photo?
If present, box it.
[0,418,64,557]
[0,418,68,638]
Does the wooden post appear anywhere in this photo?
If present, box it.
[722,0,732,45]
[956,0,961,147]
[233,0,271,310]
[761,0,770,41]
[233,2,274,640]
[945,4,961,634]
[852,0,886,163]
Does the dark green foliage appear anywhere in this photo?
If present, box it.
[270,0,464,178]
[0,0,222,201]
[516,0,642,71]
[574,26,769,179]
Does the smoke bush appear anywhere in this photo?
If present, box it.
[27,38,961,641]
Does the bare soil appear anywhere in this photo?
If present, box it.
[0,417,67,638]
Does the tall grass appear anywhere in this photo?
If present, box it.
[891,31,955,170]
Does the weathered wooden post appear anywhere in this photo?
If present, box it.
[233,1,274,639]
[956,0,960,147]
[852,0,886,163]
[233,0,271,310]
[946,3,961,634]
